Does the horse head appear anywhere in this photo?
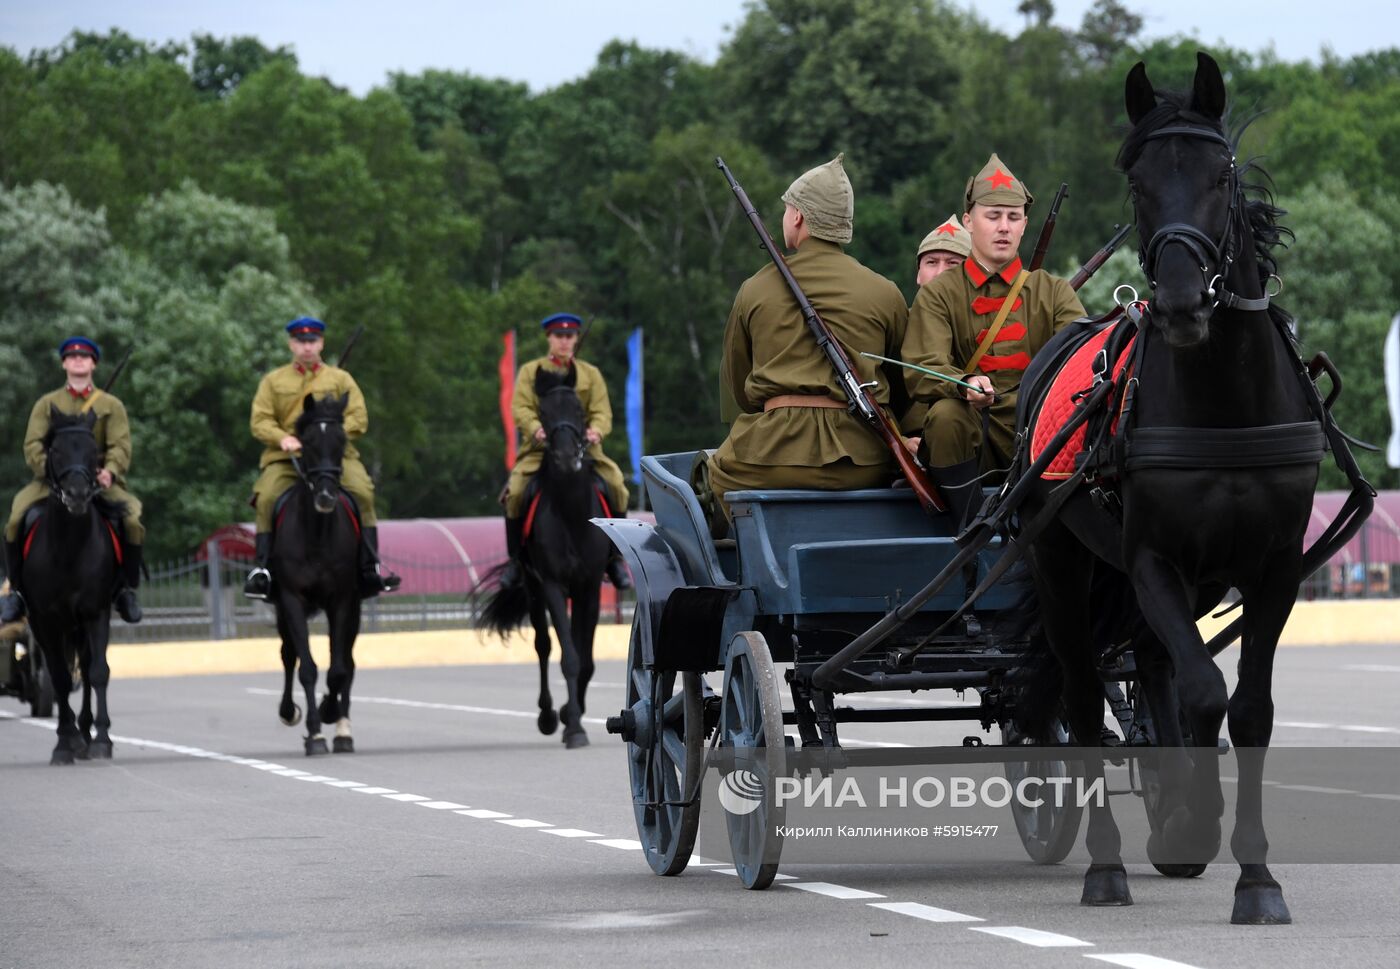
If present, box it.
[295,392,348,514]
[1120,52,1240,349]
[534,367,588,477]
[44,407,100,516]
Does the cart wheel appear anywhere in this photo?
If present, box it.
[29,650,54,719]
[623,623,704,875]
[719,631,786,890]
[1000,719,1083,864]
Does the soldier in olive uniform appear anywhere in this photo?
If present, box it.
[709,154,909,520]
[499,312,631,589]
[243,317,400,600]
[902,215,974,437]
[1,337,145,624]
[904,154,1085,526]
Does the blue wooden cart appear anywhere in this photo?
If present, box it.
[594,452,1164,888]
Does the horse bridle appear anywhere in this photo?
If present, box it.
[292,416,345,490]
[1135,124,1273,314]
[46,424,99,503]
[541,389,588,465]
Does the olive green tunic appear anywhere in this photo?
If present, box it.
[904,257,1084,468]
[248,362,378,531]
[505,356,629,517]
[6,387,144,542]
[710,238,909,509]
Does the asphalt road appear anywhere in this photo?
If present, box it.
[2,641,1398,969]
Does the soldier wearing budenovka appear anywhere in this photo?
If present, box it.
[243,317,400,600]
[499,312,631,589]
[710,155,909,519]
[903,154,1085,525]
[903,215,974,437]
[0,337,145,624]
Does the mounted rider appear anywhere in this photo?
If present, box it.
[499,313,631,590]
[243,317,400,600]
[710,154,909,520]
[1,337,145,624]
[903,154,1085,526]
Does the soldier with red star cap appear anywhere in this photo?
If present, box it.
[902,153,1085,526]
[914,214,971,288]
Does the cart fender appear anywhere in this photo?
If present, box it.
[591,519,688,667]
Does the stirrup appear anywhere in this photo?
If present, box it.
[0,591,25,624]
[243,567,272,601]
[115,588,142,624]
[606,558,632,590]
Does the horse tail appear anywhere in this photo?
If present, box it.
[476,564,531,637]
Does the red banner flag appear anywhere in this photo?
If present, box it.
[499,329,517,469]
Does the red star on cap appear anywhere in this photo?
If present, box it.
[985,169,1014,190]
[936,222,958,235]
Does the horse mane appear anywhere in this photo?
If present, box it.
[1116,87,1295,329]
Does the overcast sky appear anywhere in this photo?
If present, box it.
[2,1,1393,95]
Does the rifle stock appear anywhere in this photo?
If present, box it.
[716,157,944,514]
[101,348,135,394]
[1028,182,1068,272]
[1069,223,1134,291]
[335,324,366,369]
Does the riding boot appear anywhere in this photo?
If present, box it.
[0,538,25,624]
[114,544,143,624]
[243,533,273,600]
[358,526,400,598]
[498,514,524,589]
[605,550,632,590]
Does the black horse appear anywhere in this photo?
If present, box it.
[481,369,611,749]
[1014,53,1331,923]
[23,409,123,764]
[270,393,362,756]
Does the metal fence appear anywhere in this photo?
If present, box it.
[110,541,630,643]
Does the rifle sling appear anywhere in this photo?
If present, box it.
[965,270,1028,374]
[80,389,104,415]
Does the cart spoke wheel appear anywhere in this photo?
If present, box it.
[1000,718,1084,864]
[719,631,786,890]
[623,623,703,876]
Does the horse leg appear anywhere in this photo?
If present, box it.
[33,621,81,766]
[77,628,94,750]
[280,595,326,756]
[528,580,557,735]
[541,582,587,748]
[325,599,360,754]
[1129,549,1227,865]
[1030,529,1130,905]
[275,605,302,727]
[85,611,114,759]
[570,578,600,718]
[1227,562,1297,925]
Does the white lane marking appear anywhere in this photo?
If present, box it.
[1275,784,1359,794]
[496,818,551,828]
[323,780,368,788]
[1342,664,1400,673]
[541,828,603,838]
[711,869,796,880]
[1088,955,1209,969]
[251,763,288,771]
[1359,793,1400,801]
[1276,719,1400,736]
[244,687,610,725]
[294,774,337,782]
[416,801,470,810]
[590,839,643,850]
[382,793,431,802]
[867,901,982,923]
[784,882,884,900]
[351,786,398,795]
[688,857,726,866]
[457,809,511,819]
[970,926,1092,947]
[270,768,312,777]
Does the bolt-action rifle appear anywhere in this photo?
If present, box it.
[1069,223,1134,291]
[1028,182,1068,272]
[715,156,945,514]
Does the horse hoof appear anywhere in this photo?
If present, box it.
[1232,878,1292,924]
[538,708,559,735]
[1081,865,1133,906]
[1157,808,1221,866]
[333,736,354,754]
[1154,862,1208,878]
[280,703,303,727]
[563,730,590,750]
[50,748,76,766]
[87,740,113,760]
[305,736,329,756]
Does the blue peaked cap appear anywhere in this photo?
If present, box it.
[286,316,326,339]
[58,336,100,361]
[541,313,583,331]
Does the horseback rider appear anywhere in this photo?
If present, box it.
[243,317,400,600]
[0,337,145,624]
[499,313,631,590]
[903,215,974,438]
[710,154,910,521]
[903,154,1085,526]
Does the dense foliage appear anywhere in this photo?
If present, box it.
[3,5,1397,555]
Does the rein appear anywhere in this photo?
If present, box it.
[45,424,99,504]
[291,417,346,488]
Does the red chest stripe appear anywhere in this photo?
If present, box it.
[973,322,1027,345]
[971,296,1024,315]
[979,352,1032,373]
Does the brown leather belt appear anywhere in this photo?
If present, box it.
[764,394,844,411]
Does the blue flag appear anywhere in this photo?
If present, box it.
[626,327,644,489]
